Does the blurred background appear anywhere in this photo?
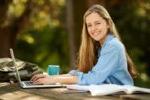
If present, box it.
[0,0,150,87]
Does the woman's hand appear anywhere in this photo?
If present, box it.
[30,74,51,85]
[30,74,78,85]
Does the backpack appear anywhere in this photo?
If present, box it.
[0,58,42,82]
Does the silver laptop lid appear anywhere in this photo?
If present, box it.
[10,48,22,83]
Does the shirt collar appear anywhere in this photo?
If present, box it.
[102,34,114,48]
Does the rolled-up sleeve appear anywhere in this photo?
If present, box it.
[75,45,121,85]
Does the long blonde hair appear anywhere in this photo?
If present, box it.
[77,4,137,78]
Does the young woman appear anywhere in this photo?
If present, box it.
[31,4,137,85]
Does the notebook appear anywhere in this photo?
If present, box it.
[67,84,150,96]
[10,48,64,88]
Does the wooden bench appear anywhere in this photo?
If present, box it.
[0,83,150,100]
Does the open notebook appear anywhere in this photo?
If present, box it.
[67,84,150,96]
[10,48,64,88]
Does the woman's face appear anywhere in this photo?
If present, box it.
[86,12,109,45]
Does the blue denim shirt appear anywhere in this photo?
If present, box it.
[69,34,133,85]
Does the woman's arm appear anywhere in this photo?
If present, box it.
[31,74,78,85]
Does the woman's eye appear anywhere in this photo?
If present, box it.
[96,22,101,25]
[87,24,92,27]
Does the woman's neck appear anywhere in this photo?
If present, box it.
[99,35,108,47]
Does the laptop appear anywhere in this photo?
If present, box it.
[10,48,64,88]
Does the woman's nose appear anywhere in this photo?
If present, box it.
[91,25,96,32]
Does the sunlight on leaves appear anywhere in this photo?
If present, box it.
[13,0,27,4]
[8,0,26,17]
[141,73,149,82]
[31,11,50,30]
[20,34,35,44]
[51,0,65,6]
[136,7,146,17]
[33,0,44,5]
[50,19,60,28]
[135,1,150,17]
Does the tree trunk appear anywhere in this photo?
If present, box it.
[0,0,14,57]
[66,0,76,68]
[0,27,17,57]
[0,0,31,58]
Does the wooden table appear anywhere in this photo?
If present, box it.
[0,83,150,100]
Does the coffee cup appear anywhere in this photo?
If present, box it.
[47,65,60,75]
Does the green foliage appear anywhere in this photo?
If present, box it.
[16,25,70,73]
[14,0,70,73]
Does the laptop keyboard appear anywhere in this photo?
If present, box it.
[24,81,33,86]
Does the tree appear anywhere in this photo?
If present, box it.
[0,0,33,57]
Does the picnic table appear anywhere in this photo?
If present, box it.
[0,82,150,100]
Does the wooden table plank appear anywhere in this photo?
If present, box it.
[0,83,150,100]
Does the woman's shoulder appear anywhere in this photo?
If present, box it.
[105,37,125,52]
